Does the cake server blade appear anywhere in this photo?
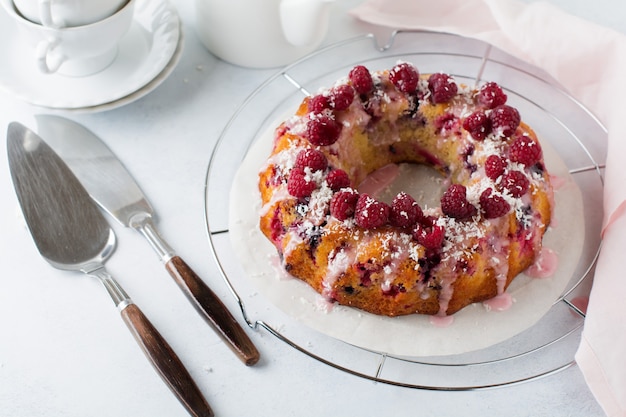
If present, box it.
[7,122,213,417]
[35,114,260,366]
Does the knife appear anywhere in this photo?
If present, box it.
[7,122,214,417]
[36,114,260,366]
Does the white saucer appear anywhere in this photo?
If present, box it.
[57,22,184,113]
[0,0,181,110]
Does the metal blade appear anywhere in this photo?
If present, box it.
[35,114,153,227]
[7,122,113,270]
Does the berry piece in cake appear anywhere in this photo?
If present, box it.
[287,167,317,198]
[355,194,390,229]
[390,192,424,228]
[478,82,507,109]
[329,84,355,111]
[330,189,359,221]
[295,148,328,172]
[326,168,351,191]
[389,62,419,94]
[441,184,477,219]
[434,113,459,134]
[489,104,520,137]
[462,111,492,140]
[485,154,507,180]
[308,94,330,113]
[413,223,445,250]
[509,134,542,166]
[502,170,530,197]
[349,65,374,95]
[428,73,458,104]
[480,188,511,219]
[306,114,342,146]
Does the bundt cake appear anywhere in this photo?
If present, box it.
[258,62,553,317]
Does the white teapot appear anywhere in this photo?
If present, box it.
[195,0,335,68]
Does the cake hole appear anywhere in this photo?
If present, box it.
[373,163,447,209]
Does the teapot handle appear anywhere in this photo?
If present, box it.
[279,0,334,47]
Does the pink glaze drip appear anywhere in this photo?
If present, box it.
[486,231,511,295]
[526,247,558,278]
[549,174,567,190]
[357,164,400,197]
[260,185,290,216]
[269,254,294,281]
[315,296,335,313]
[429,314,454,328]
[483,292,513,312]
[435,271,456,316]
[550,212,559,228]
[381,241,412,293]
[322,247,356,299]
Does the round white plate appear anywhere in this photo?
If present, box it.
[0,0,180,110]
[229,123,584,358]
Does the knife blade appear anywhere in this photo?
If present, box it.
[36,114,260,366]
[7,122,214,417]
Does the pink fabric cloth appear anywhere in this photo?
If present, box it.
[350,1,626,416]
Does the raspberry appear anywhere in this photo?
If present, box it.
[413,223,445,250]
[428,73,458,104]
[329,84,354,111]
[326,168,350,191]
[489,105,520,137]
[462,111,492,140]
[509,134,542,166]
[294,148,327,172]
[479,188,511,219]
[478,82,507,109]
[419,214,438,227]
[441,184,477,219]
[330,189,359,221]
[349,65,374,95]
[485,154,506,180]
[306,114,341,146]
[355,194,390,229]
[389,192,424,228]
[308,94,330,113]
[502,170,530,197]
[287,167,317,198]
[389,62,419,94]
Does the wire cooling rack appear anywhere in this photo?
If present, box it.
[203,31,606,390]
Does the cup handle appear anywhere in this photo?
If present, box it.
[36,38,65,74]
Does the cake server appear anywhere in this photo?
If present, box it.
[36,114,260,366]
[7,122,213,417]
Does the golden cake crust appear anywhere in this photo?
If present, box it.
[258,63,553,317]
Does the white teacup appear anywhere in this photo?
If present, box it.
[1,0,135,76]
[13,0,128,28]
[195,0,335,68]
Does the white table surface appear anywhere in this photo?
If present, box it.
[0,1,620,416]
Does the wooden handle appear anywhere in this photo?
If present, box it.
[165,256,260,366]
[120,303,214,417]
